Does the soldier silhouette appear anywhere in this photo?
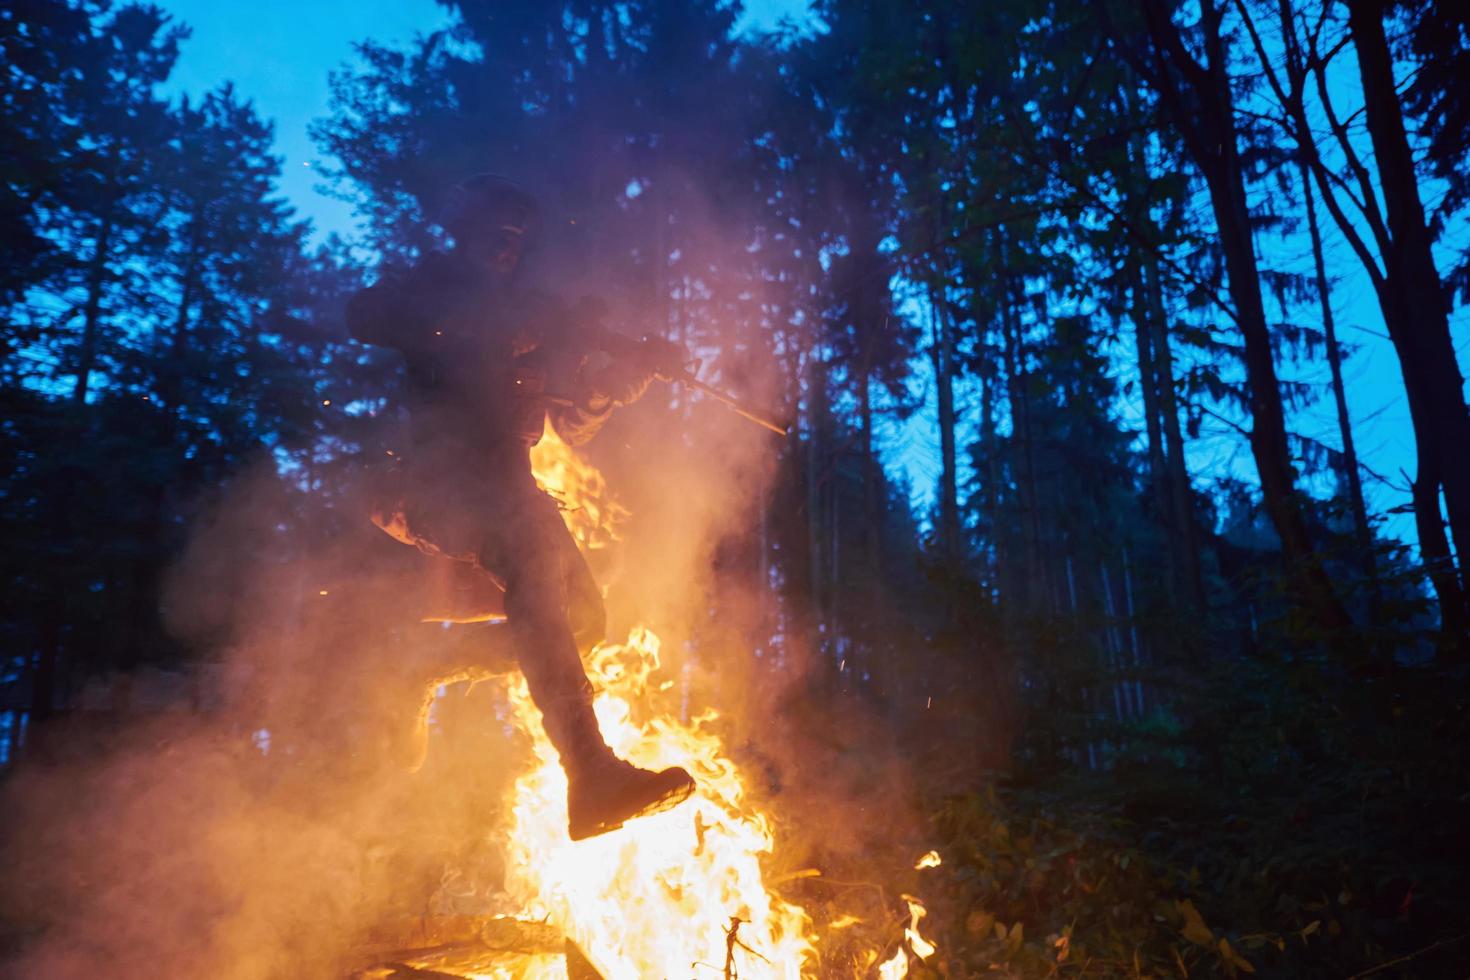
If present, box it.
[347,174,693,840]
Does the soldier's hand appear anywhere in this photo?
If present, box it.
[586,355,657,409]
[583,335,688,409]
[636,336,689,382]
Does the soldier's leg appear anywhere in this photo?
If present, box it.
[487,493,692,840]
[485,494,608,762]
[551,522,607,656]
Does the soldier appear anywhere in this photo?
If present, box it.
[347,174,694,841]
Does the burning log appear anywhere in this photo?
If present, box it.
[349,915,606,979]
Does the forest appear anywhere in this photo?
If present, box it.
[1,0,1468,977]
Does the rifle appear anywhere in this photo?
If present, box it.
[551,328,790,437]
[631,334,787,437]
[664,367,788,437]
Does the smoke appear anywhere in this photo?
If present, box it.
[0,457,514,976]
[0,179,928,978]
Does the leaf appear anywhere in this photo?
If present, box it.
[1218,937,1255,973]
[1177,900,1214,947]
[965,909,994,938]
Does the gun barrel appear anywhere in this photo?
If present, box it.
[674,373,788,437]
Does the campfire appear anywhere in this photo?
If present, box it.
[378,422,939,978]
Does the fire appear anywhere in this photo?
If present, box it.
[498,629,815,977]
[529,419,629,551]
[441,416,941,978]
[900,896,937,960]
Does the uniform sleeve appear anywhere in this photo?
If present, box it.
[541,299,633,446]
[549,398,615,447]
[345,258,453,354]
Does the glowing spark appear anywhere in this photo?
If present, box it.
[915,850,942,870]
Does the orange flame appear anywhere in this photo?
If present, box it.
[529,420,629,551]
[467,415,941,978]
[900,895,937,961]
[498,629,816,977]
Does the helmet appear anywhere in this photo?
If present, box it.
[440,174,540,244]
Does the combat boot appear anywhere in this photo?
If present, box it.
[539,682,695,840]
[565,754,696,841]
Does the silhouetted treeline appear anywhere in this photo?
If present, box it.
[3,0,1468,975]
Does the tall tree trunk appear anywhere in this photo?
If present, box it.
[1142,255,1207,613]
[1296,154,1377,594]
[1122,122,1205,613]
[1130,0,1350,634]
[929,281,960,567]
[72,213,114,405]
[974,316,1000,590]
[1128,257,1176,602]
[1131,262,1168,509]
[1000,263,1045,610]
[1345,0,1470,617]
[1413,444,1469,645]
[1264,0,1465,640]
[126,234,199,668]
[1205,152,1346,631]
[159,231,199,421]
[805,351,834,688]
[861,369,878,566]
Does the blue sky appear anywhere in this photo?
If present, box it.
[157,0,455,244]
[156,0,811,246]
[152,0,1464,552]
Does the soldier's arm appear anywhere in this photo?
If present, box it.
[549,398,615,447]
[532,296,687,445]
[531,303,626,446]
[555,336,689,445]
[346,258,453,353]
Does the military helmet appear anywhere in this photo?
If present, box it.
[440,173,539,243]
